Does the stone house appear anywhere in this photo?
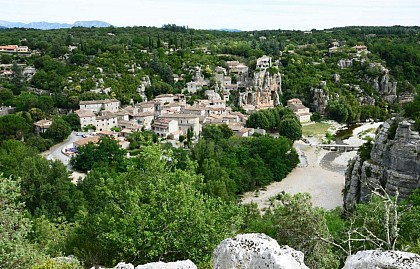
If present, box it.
[159,114,200,136]
[155,94,176,104]
[34,119,52,135]
[256,56,271,70]
[131,112,154,130]
[79,99,120,113]
[287,98,312,123]
[95,112,118,132]
[152,118,179,138]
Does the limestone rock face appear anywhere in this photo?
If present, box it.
[370,63,398,103]
[212,233,309,269]
[115,262,135,269]
[239,70,282,108]
[135,260,197,269]
[311,87,329,114]
[342,250,420,269]
[338,59,353,69]
[92,260,197,269]
[344,119,420,210]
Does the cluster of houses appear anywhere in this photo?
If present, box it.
[74,93,255,140]
[71,92,311,143]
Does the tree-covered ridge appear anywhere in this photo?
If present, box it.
[0,25,418,112]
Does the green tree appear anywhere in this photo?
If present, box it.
[70,137,126,172]
[0,88,14,106]
[0,176,43,269]
[278,117,302,141]
[62,113,81,131]
[0,140,37,177]
[245,193,339,269]
[326,101,348,123]
[44,117,71,142]
[11,61,25,95]
[201,124,233,141]
[16,156,81,219]
[70,145,244,267]
[0,114,32,141]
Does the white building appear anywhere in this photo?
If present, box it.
[159,114,200,136]
[152,118,179,138]
[79,99,120,113]
[256,56,272,70]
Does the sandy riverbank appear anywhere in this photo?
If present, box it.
[241,142,345,210]
[241,121,383,211]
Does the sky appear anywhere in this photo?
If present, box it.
[1,0,419,30]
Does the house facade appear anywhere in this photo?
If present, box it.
[79,99,120,113]
[287,98,312,123]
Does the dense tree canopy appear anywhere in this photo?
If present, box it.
[70,145,244,267]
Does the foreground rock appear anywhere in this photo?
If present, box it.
[343,250,420,269]
[212,233,309,269]
[91,260,196,269]
[344,119,420,210]
[136,260,197,269]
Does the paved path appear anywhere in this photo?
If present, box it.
[40,132,87,169]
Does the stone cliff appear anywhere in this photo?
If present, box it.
[344,119,420,210]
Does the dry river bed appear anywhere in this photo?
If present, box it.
[241,122,382,211]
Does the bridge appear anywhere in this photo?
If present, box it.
[317,144,359,152]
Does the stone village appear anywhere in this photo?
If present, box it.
[34,55,312,150]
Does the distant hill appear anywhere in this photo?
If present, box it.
[0,20,112,30]
[218,28,242,32]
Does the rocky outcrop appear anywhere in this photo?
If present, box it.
[370,63,398,103]
[311,82,329,114]
[136,260,197,269]
[343,250,420,269]
[338,59,353,69]
[212,233,309,269]
[239,70,282,108]
[91,260,197,269]
[344,119,420,210]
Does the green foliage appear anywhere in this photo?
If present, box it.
[127,130,158,150]
[278,117,302,141]
[311,112,322,122]
[70,136,126,172]
[0,140,38,177]
[358,138,374,162]
[244,193,339,269]
[32,258,82,269]
[25,135,54,152]
[0,88,14,106]
[15,155,82,219]
[0,114,32,141]
[246,106,296,132]
[45,117,71,142]
[70,145,244,267]
[62,113,81,131]
[30,216,75,258]
[387,120,398,140]
[201,124,233,141]
[0,176,43,269]
[326,100,348,123]
[403,93,420,132]
[192,134,298,200]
